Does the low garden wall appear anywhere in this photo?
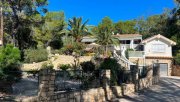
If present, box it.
[22,68,159,102]
[138,68,159,90]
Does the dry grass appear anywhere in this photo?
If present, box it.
[21,55,92,71]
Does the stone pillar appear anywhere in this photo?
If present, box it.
[38,69,55,101]
[101,70,111,87]
[130,65,139,91]
[100,70,112,101]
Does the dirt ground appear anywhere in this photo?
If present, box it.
[21,55,92,71]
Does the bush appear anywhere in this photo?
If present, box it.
[61,42,85,55]
[41,62,54,70]
[51,49,63,55]
[24,49,48,63]
[80,61,95,73]
[57,64,71,71]
[49,39,63,49]
[0,44,22,83]
[99,58,121,85]
[174,52,180,65]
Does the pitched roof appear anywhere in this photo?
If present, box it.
[113,34,142,38]
[141,34,176,45]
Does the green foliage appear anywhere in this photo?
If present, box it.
[99,58,121,70]
[26,69,39,75]
[99,58,121,85]
[57,64,71,71]
[114,20,137,34]
[93,17,119,56]
[1,64,22,82]
[1,0,48,52]
[0,44,22,82]
[174,52,180,65]
[33,11,66,48]
[80,61,95,73]
[68,17,89,42]
[41,62,54,70]
[61,42,85,55]
[0,44,20,68]
[49,39,63,49]
[24,49,48,63]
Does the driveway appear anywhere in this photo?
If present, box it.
[113,76,180,102]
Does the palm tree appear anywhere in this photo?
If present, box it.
[95,27,119,57]
[94,17,119,57]
[68,17,89,42]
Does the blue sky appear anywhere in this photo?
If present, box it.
[47,0,176,25]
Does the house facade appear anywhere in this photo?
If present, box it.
[81,34,176,76]
[129,34,176,76]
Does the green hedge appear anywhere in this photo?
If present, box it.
[0,44,22,83]
[24,49,48,63]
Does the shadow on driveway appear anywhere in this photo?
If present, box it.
[115,76,180,102]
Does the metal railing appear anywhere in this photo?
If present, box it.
[54,70,101,92]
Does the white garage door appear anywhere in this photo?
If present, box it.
[159,64,168,76]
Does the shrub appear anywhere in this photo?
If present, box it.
[27,69,39,76]
[49,39,63,49]
[61,42,85,55]
[1,64,22,82]
[51,49,63,55]
[0,44,22,83]
[24,49,48,63]
[41,62,54,70]
[57,64,71,71]
[99,58,121,85]
[80,61,95,73]
[174,52,180,65]
[0,44,20,67]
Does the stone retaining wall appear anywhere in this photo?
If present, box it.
[138,67,159,90]
[22,68,159,102]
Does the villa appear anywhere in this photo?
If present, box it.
[81,34,176,76]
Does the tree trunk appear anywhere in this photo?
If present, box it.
[0,7,3,46]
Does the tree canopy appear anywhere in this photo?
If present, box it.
[1,0,48,50]
[68,17,89,42]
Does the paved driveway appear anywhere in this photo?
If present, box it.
[114,76,180,102]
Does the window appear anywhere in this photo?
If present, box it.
[152,44,166,52]
[120,40,130,44]
[134,39,141,44]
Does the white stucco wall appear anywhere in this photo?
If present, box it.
[144,38,172,57]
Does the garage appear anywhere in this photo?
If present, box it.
[153,63,168,76]
[159,64,168,76]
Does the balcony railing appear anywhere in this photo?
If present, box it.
[128,51,144,57]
